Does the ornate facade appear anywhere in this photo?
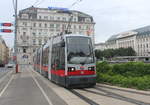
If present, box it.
[16,6,95,64]
[95,26,150,56]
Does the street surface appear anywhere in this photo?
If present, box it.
[0,67,11,79]
[0,65,150,105]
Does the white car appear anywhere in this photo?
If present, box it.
[6,63,15,68]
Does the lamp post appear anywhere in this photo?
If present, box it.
[14,0,18,73]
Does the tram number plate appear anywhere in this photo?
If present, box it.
[80,78,88,82]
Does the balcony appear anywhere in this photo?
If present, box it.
[16,42,30,47]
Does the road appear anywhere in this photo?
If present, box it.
[0,65,150,105]
[0,67,12,79]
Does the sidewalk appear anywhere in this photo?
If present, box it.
[0,65,67,105]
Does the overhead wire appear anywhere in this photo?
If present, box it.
[69,0,82,9]
[32,0,40,6]
[34,0,46,6]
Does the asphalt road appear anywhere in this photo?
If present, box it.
[0,67,11,79]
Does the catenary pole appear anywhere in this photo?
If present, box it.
[14,0,18,73]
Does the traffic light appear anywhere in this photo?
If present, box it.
[0,23,13,27]
[0,29,13,33]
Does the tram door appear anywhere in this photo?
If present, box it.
[51,44,57,82]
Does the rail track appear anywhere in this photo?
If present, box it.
[68,84,150,105]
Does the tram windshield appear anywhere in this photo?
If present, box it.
[67,36,94,64]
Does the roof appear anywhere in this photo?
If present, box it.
[20,6,93,17]
[107,35,118,42]
[134,25,150,33]
[107,25,150,42]
[134,25,150,35]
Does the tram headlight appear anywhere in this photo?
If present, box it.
[88,66,95,71]
[68,67,76,72]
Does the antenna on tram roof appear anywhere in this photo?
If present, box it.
[65,14,73,34]
[56,11,73,36]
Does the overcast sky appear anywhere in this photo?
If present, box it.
[1,0,150,48]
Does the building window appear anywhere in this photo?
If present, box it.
[22,28,27,30]
[50,16,54,20]
[74,18,77,22]
[39,23,42,27]
[23,22,27,26]
[57,17,60,20]
[79,25,81,29]
[33,49,36,53]
[33,23,36,27]
[62,24,66,29]
[74,25,76,29]
[86,18,91,22]
[23,48,26,53]
[44,16,48,20]
[33,39,36,45]
[39,16,41,19]
[56,24,60,28]
[50,24,54,28]
[45,23,47,28]
[32,32,36,36]
[39,39,42,45]
[62,17,66,21]
[23,32,26,35]
[44,39,47,43]
[86,26,89,30]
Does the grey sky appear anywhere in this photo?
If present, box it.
[1,0,150,48]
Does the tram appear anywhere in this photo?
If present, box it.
[33,34,96,88]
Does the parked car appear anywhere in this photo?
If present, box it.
[0,64,5,67]
[6,63,15,68]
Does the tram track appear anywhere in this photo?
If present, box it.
[68,85,150,105]
[83,86,150,105]
[69,89,100,105]
[96,84,150,96]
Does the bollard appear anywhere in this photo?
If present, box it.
[16,64,18,73]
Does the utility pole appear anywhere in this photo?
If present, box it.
[14,0,18,73]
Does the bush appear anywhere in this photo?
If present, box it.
[96,61,150,90]
[111,62,150,77]
[96,61,111,73]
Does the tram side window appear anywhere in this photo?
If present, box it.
[51,43,65,70]
[51,46,56,70]
[42,47,49,66]
[56,44,65,70]
[59,47,65,70]
[55,45,60,70]
[37,52,40,65]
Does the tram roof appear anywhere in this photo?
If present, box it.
[63,34,91,38]
[42,34,92,49]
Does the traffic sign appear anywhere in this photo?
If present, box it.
[0,29,13,33]
[0,23,13,27]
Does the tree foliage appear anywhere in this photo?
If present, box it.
[95,47,136,60]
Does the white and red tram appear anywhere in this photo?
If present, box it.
[33,34,96,88]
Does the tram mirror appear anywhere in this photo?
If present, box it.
[61,41,65,47]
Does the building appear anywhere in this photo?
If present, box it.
[16,6,95,64]
[95,43,106,50]
[96,26,150,56]
[0,36,9,65]
[9,48,14,62]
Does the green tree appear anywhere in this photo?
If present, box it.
[95,47,136,60]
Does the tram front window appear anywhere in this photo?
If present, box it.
[67,37,94,64]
